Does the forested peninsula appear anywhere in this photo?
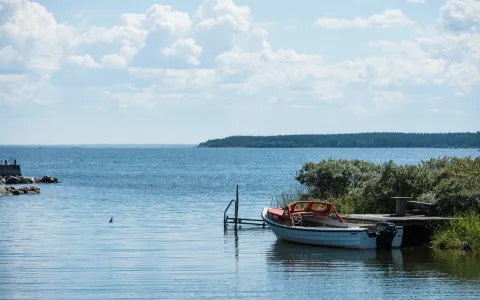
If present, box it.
[198,132,480,148]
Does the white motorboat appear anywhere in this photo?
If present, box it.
[261,201,403,250]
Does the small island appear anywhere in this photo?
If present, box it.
[198,132,480,148]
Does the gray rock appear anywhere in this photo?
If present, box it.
[20,177,34,184]
[1,185,40,196]
[41,175,58,183]
[0,186,11,196]
[1,175,58,184]
[6,176,21,184]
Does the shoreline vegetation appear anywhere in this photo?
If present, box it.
[198,132,480,148]
[433,212,480,253]
[273,156,480,252]
[289,156,479,216]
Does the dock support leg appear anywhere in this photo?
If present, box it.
[234,185,239,228]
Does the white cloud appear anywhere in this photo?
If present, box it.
[373,91,405,110]
[0,45,21,66]
[67,54,100,68]
[0,0,75,73]
[0,0,478,115]
[0,73,55,106]
[101,54,127,68]
[107,91,156,109]
[144,4,191,35]
[366,40,446,87]
[0,73,27,84]
[0,0,76,105]
[314,9,414,29]
[161,38,202,65]
[445,61,480,90]
[195,0,251,32]
[439,0,480,32]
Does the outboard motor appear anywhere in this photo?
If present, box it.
[375,222,398,249]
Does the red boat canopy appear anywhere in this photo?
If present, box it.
[272,201,344,223]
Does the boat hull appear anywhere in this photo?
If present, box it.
[262,208,403,250]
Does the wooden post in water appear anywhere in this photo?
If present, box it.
[234,185,239,227]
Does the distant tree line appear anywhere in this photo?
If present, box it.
[198,132,480,148]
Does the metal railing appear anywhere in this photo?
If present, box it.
[223,185,266,230]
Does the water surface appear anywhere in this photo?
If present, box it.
[0,147,479,299]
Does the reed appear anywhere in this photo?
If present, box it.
[432,212,480,253]
[270,185,308,208]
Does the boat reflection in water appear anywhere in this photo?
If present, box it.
[266,240,480,281]
[266,240,403,269]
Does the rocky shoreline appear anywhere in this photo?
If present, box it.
[0,175,58,185]
[0,185,41,196]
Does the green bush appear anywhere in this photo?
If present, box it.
[295,159,378,199]
[293,156,480,216]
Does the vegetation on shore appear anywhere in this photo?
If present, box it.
[280,156,480,216]
[432,212,480,253]
[198,132,480,148]
[271,156,480,252]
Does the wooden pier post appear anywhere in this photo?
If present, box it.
[391,197,411,217]
[234,184,239,227]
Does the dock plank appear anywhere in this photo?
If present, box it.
[342,214,452,225]
[342,214,453,246]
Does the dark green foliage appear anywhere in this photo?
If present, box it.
[294,156,480,216]
[198,132,480,148]
[295,159,378,199]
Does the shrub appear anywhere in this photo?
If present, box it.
[293,156,480,216]
[295,159,378,199]
[432,212,480,253]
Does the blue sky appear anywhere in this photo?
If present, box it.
[1,0,479,144]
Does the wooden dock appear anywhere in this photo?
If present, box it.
[223,187,453,247]
[342,214,452,246]
[342,214,452,226]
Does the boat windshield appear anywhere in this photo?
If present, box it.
[310,203,328,212]
[292,202,309,211]
[280,201,344,224]
[288,202,330,214]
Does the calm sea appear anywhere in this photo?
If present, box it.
[0,147,479,300]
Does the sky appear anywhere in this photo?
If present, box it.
[0,0,479,145]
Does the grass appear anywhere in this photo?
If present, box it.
[432,212,480,253]
[270,185,308,208]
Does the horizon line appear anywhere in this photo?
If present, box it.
[0,144,198,147]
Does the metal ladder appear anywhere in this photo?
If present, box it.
[223,185,266,230]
